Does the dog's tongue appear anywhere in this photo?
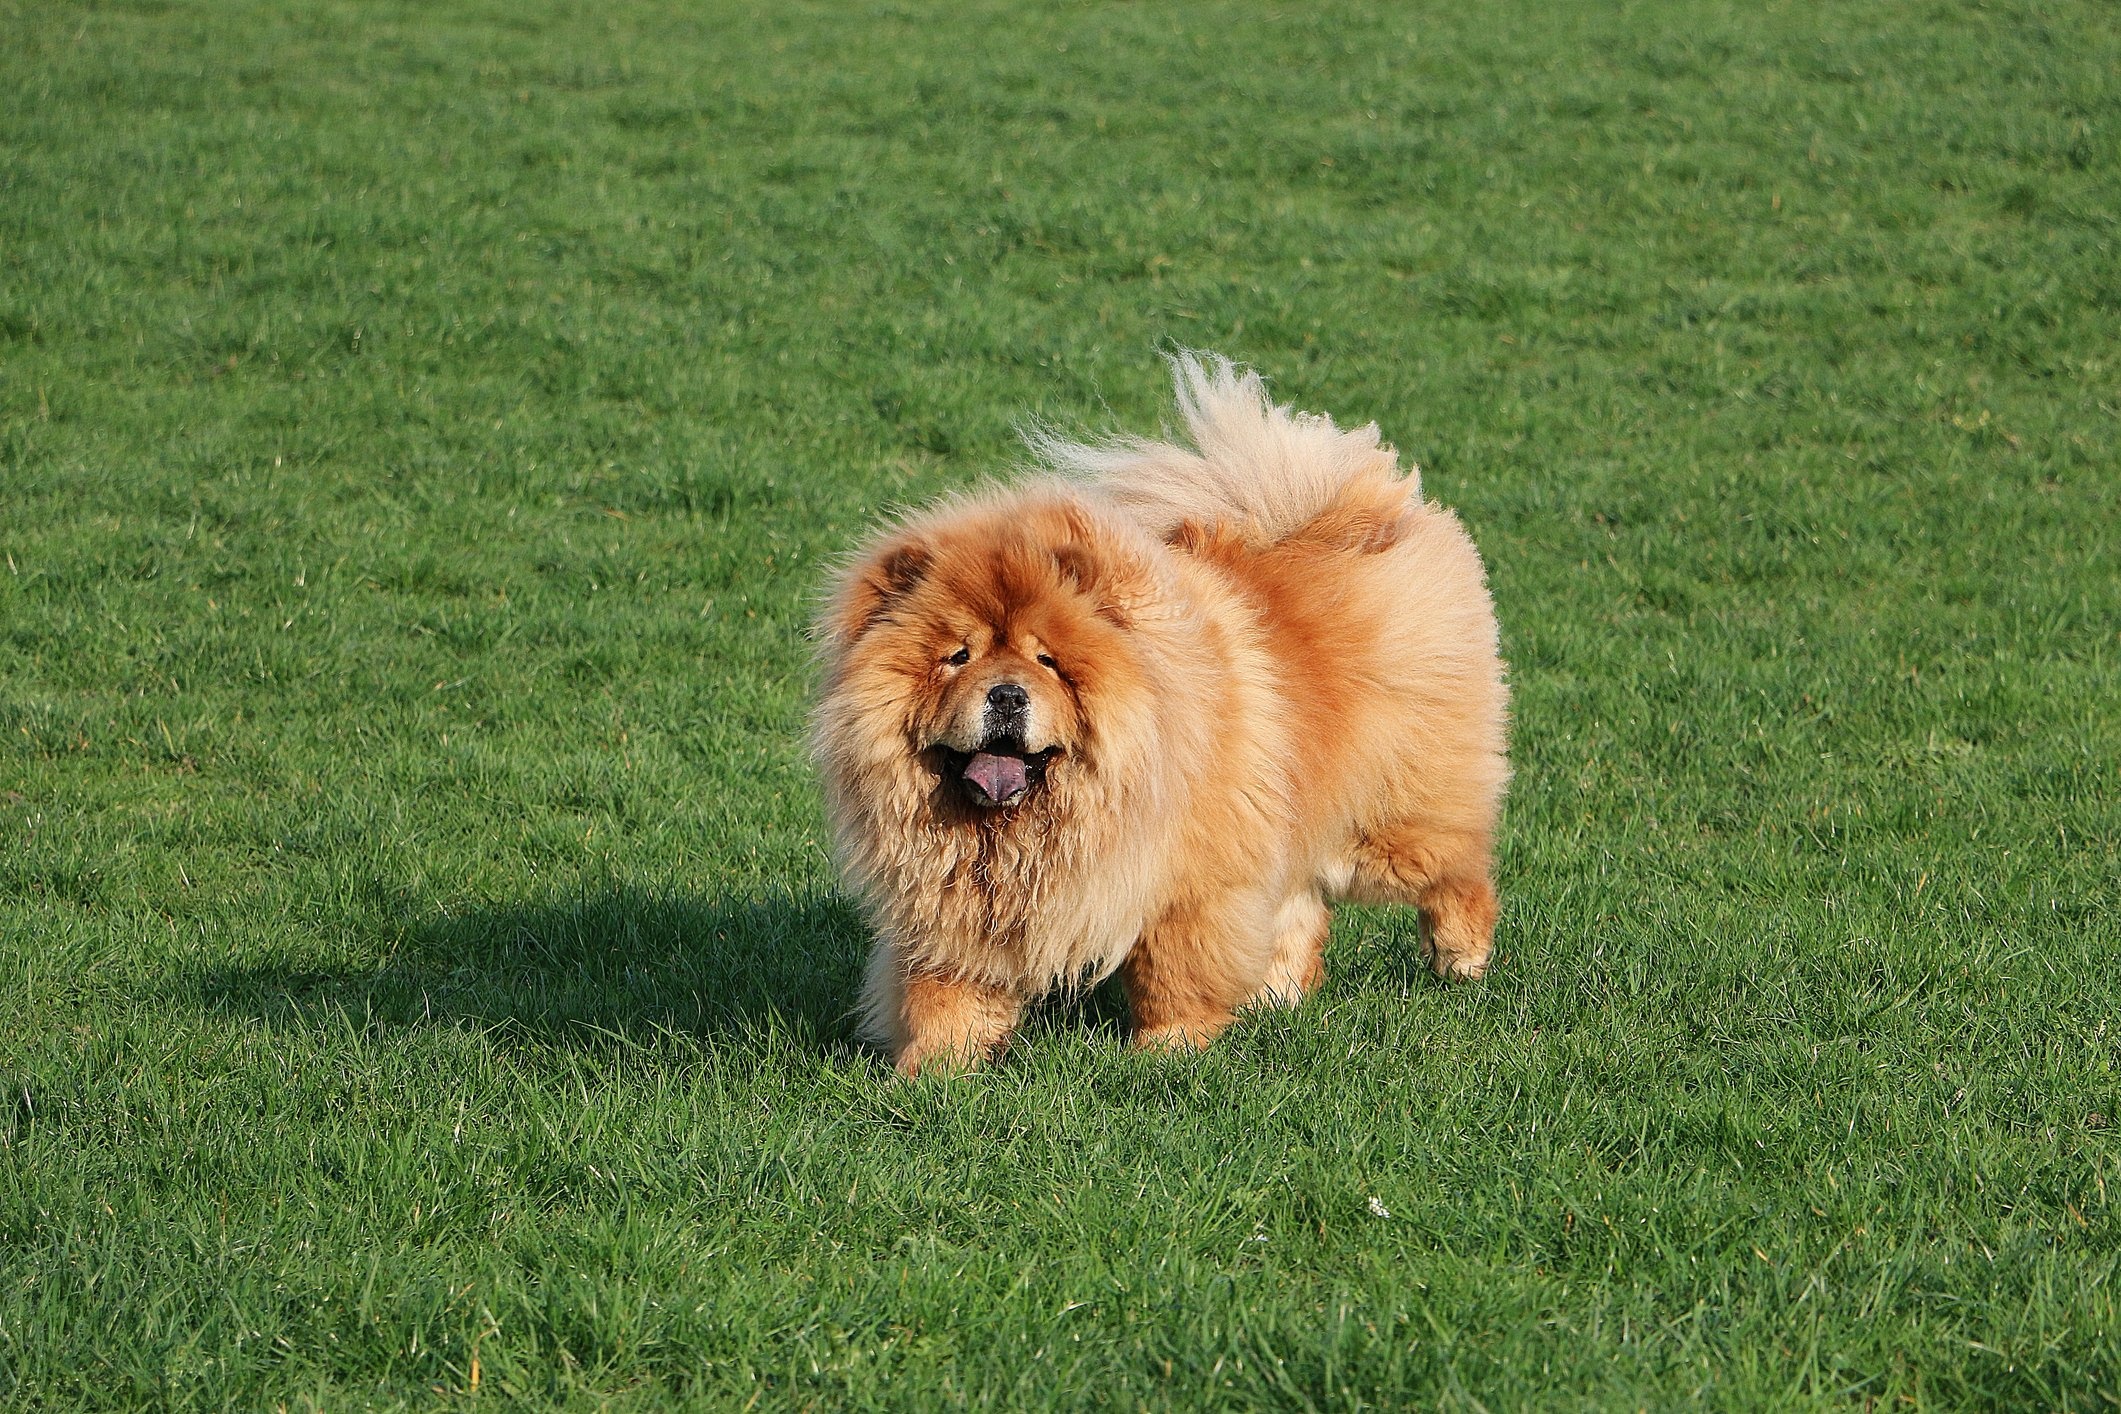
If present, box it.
[962,751,1029,805]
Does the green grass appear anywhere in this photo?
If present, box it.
[3,0,2118,1406]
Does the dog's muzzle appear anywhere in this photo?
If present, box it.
[949,682,1049,808]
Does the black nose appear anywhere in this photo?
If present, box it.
[986,682,1029,715]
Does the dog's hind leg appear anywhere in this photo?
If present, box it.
[1340,825,1499,981]
[1415,872,1498,982]
[1247,889,1329,1009]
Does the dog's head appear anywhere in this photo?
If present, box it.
[813,491,1161,816]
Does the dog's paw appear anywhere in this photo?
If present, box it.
[1131,1018,1228,1052]
[1429,947,1491,982]
[893,1030,1012,1077]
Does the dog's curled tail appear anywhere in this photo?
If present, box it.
[1028,351,1416,548]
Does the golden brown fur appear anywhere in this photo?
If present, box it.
[810,354,1509,1073]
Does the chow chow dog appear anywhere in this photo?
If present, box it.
[810,355,1509,1073]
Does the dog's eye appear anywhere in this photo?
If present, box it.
[1037,653,1059,671]
[946,647,971,666]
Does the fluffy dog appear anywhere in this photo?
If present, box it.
[810,355,1509,1073]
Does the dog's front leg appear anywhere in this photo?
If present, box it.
[1122,896,1266,1051]
[866,950,1021,1075]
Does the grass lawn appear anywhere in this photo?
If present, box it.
[4,0,2118,1406]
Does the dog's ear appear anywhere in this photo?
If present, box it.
[1164,517,1248,557]
[822,536,931,646]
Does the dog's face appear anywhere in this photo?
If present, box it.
[918,616,1075,808]
[816,494,1155,815]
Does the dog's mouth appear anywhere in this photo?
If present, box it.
[941,740,1060,809]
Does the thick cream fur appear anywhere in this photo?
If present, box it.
[810,354,1510,1071]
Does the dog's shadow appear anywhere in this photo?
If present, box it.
[193,888,881,1056]
[192,886,1135,1059]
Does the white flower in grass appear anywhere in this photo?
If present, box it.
[1366,1196,1391,1219]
